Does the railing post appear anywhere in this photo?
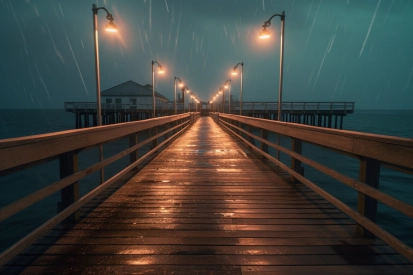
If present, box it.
[164,123,170,140]
[357,157,381,237]
[247,125,255,146]
[129,132,139,168]
[58,151,79,222]
[260,128,268,155]
[151,126,158,149]
[291,138,303,182]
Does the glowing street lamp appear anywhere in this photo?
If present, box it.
[151,61,164,118]
[92,4,118,184]
[224,79,231,113]
[182,86,189,112]
[259,11,285,121]
[174,77,183,114]
[232,62,243,115]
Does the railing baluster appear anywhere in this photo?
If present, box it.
[357,157,381,237]
[291,138,303,182]
[129,132,139,169]
[260,128,268,154]
[58,151,79,222]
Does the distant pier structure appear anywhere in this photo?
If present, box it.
[65,101,354,130]
[234,102,355,129]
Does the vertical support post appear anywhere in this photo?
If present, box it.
[164,123,170,140]
[247,125,255,146]
[59,151,79,222]
[291,138,303,183]
[357,157,380,237]
[260,128,268,155]
[129,132,139,169]
[151,126,158,149]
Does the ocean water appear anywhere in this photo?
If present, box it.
[0,109,412,253]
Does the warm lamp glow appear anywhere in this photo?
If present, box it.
[232,71,237,76]
[224,85,228,89]
[158,67,164,74]
[105,20,118,32]
[259,27,270,39]
[178,83,184,87]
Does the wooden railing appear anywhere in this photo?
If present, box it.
[214,101,355,113]
[64,102,198,112]
[211,112,413,262]
[0,113,200,266]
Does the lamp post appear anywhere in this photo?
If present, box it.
[182,86,189,112]
[259,11,285,121]
[174,77,183,114]
[259,11,286,160]
[232,62,243,115]
[224,79,231,113]
[219,89,224,113]
[92,4,118,184]
[152,60,164,118]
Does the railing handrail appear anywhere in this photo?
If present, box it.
[219,114,412,170]
[0,114,191,174]
[211,112,413,262]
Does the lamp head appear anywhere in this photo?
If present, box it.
[224,84,228,89]
[178,83,184,87]
[231,70,237,76]
[158,66,164,74]
[186,89,190,93]
[259,27,270,39]
[105,20,118,32]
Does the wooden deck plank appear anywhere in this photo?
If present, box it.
[2,116,411,274]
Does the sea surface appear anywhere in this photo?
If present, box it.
[0,109,412,253]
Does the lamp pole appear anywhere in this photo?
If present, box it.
[174,77,183,114]
[224,79,231,114]
[152,60,164,118]
[259,11,286,160]
[92,4,117,184]
[260,11,285,121]
[220,89,224,113]
[232,62,243,115]
[183,86,189,112]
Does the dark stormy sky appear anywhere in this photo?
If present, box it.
[1,0,412,109]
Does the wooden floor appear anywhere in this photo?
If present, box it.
[3,117,412,274]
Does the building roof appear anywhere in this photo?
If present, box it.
[101,80,169,100]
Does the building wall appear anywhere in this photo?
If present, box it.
[102,96,167,106]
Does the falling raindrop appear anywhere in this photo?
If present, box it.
[305,0,322,51]
[34,62,51,100]
[304,0,313,26]
[164,0,169,13]
[59,3,64,17]
[65,34,89,95]
[360,0,381,58]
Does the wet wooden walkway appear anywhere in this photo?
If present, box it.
[3,117,412,274]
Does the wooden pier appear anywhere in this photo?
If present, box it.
[64,101,354,129]
[1,113,412,274]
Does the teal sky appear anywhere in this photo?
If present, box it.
[0,0,412,109]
